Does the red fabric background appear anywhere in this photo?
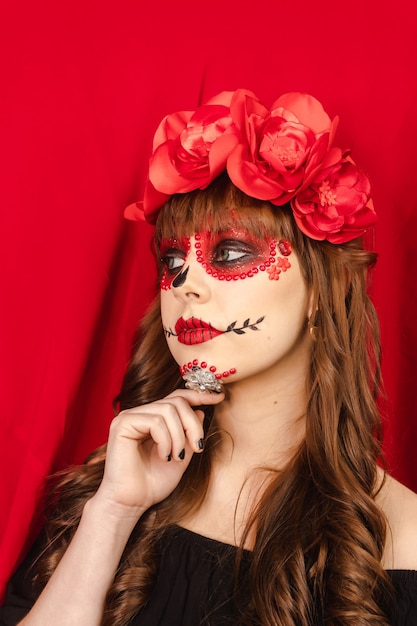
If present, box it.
[1,0,416,600]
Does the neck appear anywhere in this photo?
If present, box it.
[181,357,309,546]
[213,362,308,469]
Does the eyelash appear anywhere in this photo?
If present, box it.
[211,241,254,265]
[160,240,256,275]
[160,251,185,274]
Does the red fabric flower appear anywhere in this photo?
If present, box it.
[142,91,240,223]
[291,157,376,243]
[125,89,376,243]
[227,90,339,204]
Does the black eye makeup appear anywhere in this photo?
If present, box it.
[211,239,257,265]
[161,249,186,273]
[159,237,191,289]
[194,229,276,281]
[159,230,291,289]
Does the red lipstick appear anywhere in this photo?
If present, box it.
[175,317,224,345]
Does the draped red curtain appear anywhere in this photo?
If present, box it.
[1,0,416,601]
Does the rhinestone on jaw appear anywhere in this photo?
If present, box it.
[182,366,224,393]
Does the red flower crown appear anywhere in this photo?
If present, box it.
[125,89,376,244]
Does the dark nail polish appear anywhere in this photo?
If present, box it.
[167,454,172,462]
[197,438,204,450]
[178,449,185,460]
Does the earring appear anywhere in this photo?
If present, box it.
[308,311,319,341]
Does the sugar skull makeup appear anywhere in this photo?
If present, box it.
[159,229,292,290]
[159,226,311,390]
[159,236,191,290]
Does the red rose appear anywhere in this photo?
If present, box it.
[142,91,240,223]
[291,158,376,243]
[227,90,339,204]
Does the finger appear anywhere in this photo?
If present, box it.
[110,412,175,463]
[147,390,223,456]
[167,388,225,407]
[168,390,224,453]
[116,400,202,461]
[166,390,225,453]
[116,389,225,457]
[154,397,206,459]
[149,400,189,461]
[193,409,206,452]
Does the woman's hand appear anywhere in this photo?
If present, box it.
[92,389,224,519]
[17,389,225,626]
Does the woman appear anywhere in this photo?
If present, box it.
[2,90,417,625]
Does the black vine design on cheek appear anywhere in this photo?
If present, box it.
[225,316,265,334]
[163,316,265,339]
[172,266,189,288]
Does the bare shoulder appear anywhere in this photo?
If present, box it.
[376,468,417,570]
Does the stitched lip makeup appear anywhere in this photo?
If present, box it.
[175,317,224,345]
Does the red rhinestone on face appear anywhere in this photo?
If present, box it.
[209,366,216,372]
[194,229,283,284]
[201,362,207,368]
[229,368,236,375]
[278,240,292,256]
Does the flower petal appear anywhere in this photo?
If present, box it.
[205,91,234,107]
[142,181,170,223]
[271,93,333,134]
[124,201,146,221]
[148,142,197,194]
[153,111,193,149]
[207,132,240,181]
[228,143,287,200]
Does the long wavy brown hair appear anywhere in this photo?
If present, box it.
[36,174,394,625]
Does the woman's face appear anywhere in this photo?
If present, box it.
[159,220,312,388]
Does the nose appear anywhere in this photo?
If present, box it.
[172,249,210,303]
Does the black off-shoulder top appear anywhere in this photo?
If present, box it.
[1,525,417,625]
